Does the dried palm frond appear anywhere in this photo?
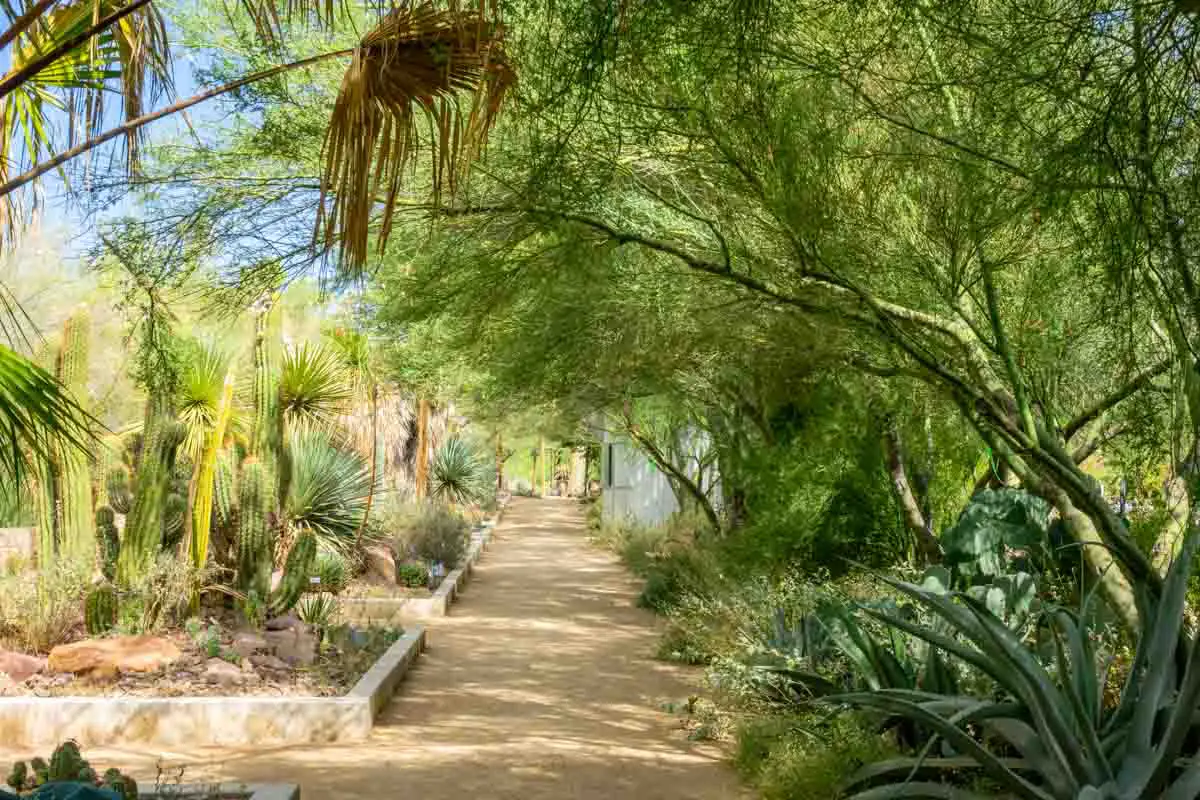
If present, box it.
[316,1,513,277]
[237,0,346,51]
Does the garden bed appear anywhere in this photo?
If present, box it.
[0,627,425,747]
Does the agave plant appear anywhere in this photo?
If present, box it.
[278,344,352,433]
[285,431,375,555]
[429,437,487,504]
[832,537,1200,800]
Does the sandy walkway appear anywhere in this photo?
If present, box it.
[0,498,745,799]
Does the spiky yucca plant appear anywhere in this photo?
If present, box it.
[285,431,375,556]
[430,437,487,504]
[834,537,1200,799]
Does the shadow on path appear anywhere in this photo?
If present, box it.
[0,498,746,799]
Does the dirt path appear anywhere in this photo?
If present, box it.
[1,498,745,799]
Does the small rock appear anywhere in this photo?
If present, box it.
[249,653,289,671]
[48,636,180,676]
[231,631,269,658]
[265,627,317,666]
[203,658,245,686]
[0,650,46,683]
[265,613,302,631]
[0,673,16,695]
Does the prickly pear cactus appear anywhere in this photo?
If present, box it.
[84,585,117,635]
[270,529,317,615]
[236,458,275,599]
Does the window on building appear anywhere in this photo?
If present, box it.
[605,443,615,488]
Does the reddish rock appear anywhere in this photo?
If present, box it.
[363,545,396,584]
[48,636,181,677]
[0,650,46,683]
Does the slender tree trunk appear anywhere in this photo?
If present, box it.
[623,419,720,532]
[539,436,547,496]
[1154,474,1190,576]
[495,430,504,491]
[414,397,430,499]
[354,384,379,547]
[883,424,942,563]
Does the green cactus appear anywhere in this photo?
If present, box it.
[213,448,237,529]
[8,760,28,790]
[47,740,85,782]
[270,529,317,615]
[236,458,274,599]
[117,398,183,585]
[161,491,186,553]
[101,768,137,800]
[94,506,119,581]
[29,757,48,787]
[55,309,94,564]
[105,467,133,515]
[84,585,117,635]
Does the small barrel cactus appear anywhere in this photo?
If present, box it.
[84,585,117,635]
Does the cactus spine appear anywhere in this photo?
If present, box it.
[84,584,117,634]
[270,529,317,614]
[237,457,274,599]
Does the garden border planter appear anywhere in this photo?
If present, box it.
[0,627,426,748]
[340,520,497,625]
[147,785,300,800]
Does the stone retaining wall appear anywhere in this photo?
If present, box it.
[0,627,426,748]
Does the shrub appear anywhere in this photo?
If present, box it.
[397,505,469,569]
[734,712,894,800]
[395,562,429,588]
[0,560,90,653]
[429,438,489,504]
[312,551,349,594]
[117,553,211,634]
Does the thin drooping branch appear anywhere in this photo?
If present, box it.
[1063,359,1170,442]
[621,410,721,532]
[0,46,354,200]
[0,0,59,54]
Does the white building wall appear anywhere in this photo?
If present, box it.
[597,430,679,527]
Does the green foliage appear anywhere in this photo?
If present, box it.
[6,742,137,800]
[115,553,206,634]
[94,507,119,582]
[0,560,90,653]
[940,488,1053,580]
[284,432,374,556]
[834,537,1200,799]
[270,530,318,615]
[160,491,187,553]
[55,309,94,565]
[83,585,117,635]
[297,593,337,628]
[236,457,274,599]
[395,561,429,588]
[277,344,352,431]
[312,551,349,593]
[396,505,470,570]
[104,468,132,515]
[429,438,488,504]
[118,402,183,585]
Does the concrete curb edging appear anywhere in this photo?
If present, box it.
[340,515,499,624]
[0,627,426,748]
[146,784,300,800]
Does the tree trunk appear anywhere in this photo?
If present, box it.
[1154,474,1190,576]
[883,424,942,563]
[623,419,721,532]
[495,430,504,491]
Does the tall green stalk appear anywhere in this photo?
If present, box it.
[117,394,179,585]
[55,308,94,563]
[188,371,233,608]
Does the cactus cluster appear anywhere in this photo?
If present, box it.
[84,585,117,635]
[270,530,317,615]
[94,507,119,581]
[236,458,275,600]
[7,742,137,800]
[116,401,183,585]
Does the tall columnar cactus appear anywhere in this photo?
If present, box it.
[117,396,182,585]
[161,492,187,552]
[84,584,117,634]
[236,457,275,599]
[270,529,317,615]
[191,373,234,574]
[55,308,95,563]
[95,506,119,581]
[105,466,134,515]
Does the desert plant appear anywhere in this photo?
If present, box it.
[297,593,337,628]
[399,505,469,569]
[104,468,133,515]
[116,553,207,634]
[236,457,275,599]
[429,438,487,504]
[83,585,117,635]
[117,397,184,585]
[277,344,352,432]
[312,551,349,593]
[0,560,90,652]
[285,431,374,555]
[7,740,138,800]
[270,529,317,615]
[834,536,1200,799]
[94,506,119,581]
[395,561,429,588]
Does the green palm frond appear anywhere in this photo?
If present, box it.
[0,342,95,483]
[285,430,376,554]
[430,437,486,504]
[278,343,352,432]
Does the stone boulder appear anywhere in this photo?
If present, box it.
[231,631,270,658]
[362,545,396,584]
[264,626,316,666]
[203,657,258,687]
[0,650,46,683]
[265,612,302,631]
[48,636,181,677]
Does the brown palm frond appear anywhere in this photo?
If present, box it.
[239,0,345,50]
[315,1,514,277]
